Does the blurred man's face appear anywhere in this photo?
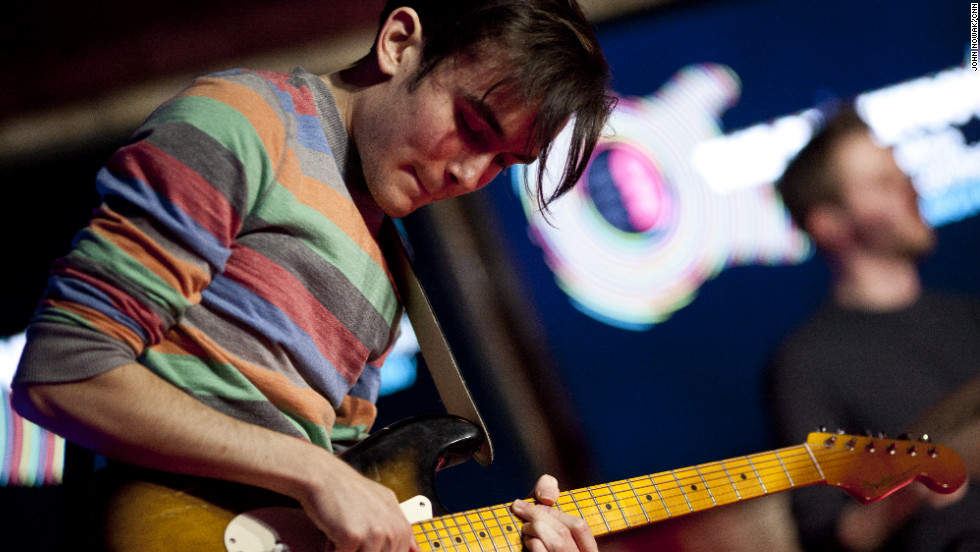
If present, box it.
[831,131,936,259]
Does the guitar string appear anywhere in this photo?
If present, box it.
[416,443,929,547]
[564,438,933,508]
[568,443,930,521]
[413,439,939,548]
[428,448,912,544]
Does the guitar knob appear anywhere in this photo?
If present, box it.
[887,443,898,455]
[929,447,939,458]
[846,438,857,450]
[907,445,918,456]
[866,441,878,453]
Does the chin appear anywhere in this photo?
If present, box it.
[380,197,420,219]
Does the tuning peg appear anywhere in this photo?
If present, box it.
[837,428,847,435]
[918,434,931,443]
[817,425,828,433]
[877,431,887,439]
[897,433,910,441]
[862,429,874,437]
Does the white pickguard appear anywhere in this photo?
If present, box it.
[224,496,434,552]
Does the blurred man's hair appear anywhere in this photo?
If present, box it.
[777,104,869,231]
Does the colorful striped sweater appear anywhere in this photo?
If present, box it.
[14,68,401,451]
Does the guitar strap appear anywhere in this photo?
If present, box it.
[381,219,494,466]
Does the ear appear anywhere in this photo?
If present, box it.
[806,204,852,254]
[375,7,423,77]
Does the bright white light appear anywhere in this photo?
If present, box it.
[0,332,26,391]
[692,110,819,194]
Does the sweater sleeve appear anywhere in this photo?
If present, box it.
[15,70,288,384]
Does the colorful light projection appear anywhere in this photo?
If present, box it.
[515,62,980,331]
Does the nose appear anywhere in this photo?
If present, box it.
[448,153,499,194]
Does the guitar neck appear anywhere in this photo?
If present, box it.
[412,443,823,550]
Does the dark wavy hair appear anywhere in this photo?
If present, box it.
[369,0,616,210]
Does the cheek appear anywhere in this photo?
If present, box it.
[409,117,462,162]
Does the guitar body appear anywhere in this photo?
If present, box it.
[100,415,484,552]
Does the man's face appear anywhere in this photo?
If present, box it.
[354,53,542,218]
[832,131,936,259]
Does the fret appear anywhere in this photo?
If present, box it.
[460,511,487,552]
[635,475,671,521]
[568,487,606,533]
[585,486,611,532]
[478,506,520,551]
[774,450,795,487]
[615,479,651,525]
[592,483,631,532]
[436,516,463,552]
[415,518,438,552]
[718,461,741,501]
[745,455,768,493]
[780,446,824,487]
[499,506,522,550]
[652,471,690,516]
[556,490,587,520]
[803,443,826,480]
[721,456,767,499]
[671,467,715,511]
[416,517,455,552]
[747,452,793,492]
[693,465,717,507]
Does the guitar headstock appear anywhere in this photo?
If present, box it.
[806,431,967,504]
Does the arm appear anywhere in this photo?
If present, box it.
[13,71,415,551]
[13,363,418,552]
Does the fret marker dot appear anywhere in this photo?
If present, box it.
[480,532,487,538]
[506,525,513,532]
[691,485,698,491]
[605,504,612,510]
[433,543,441,548]
[645,495,652,501]
[455,537,462,543]
[740,474,747,480]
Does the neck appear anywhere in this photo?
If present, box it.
[321,61,386,136]
[831,252,922,311]
[321,70,356,135]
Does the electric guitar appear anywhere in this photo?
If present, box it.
[101,415,967,552]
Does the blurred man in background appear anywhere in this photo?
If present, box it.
[769,104,979,552]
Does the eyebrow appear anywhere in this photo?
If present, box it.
[464,93,538,165]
